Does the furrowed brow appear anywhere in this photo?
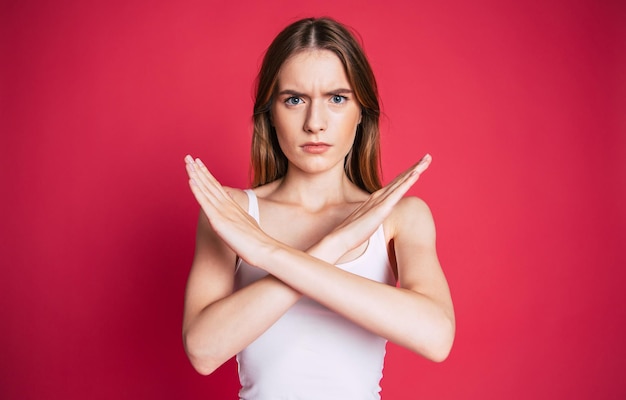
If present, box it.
[325,88,353,95]
[277,89,306,97]
[276,88,353,96]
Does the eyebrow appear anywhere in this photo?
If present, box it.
[277,88,354,96]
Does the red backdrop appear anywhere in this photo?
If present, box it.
[2,0,625,398]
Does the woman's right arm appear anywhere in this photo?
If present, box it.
[182,210,301,375]
[182,200,372,376]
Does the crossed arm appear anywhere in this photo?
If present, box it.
[182,155,455,375]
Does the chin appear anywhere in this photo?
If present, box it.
[291,159,341,175]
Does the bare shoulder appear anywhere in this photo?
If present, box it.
[386,196,436,242]
[222,181,284,209]
[248,180,282,200]
[394,196,432,214]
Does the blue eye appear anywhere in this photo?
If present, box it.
[285,97,303,106]
[331,95,347,104]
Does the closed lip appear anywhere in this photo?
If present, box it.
[301,142,331,154]
[301,142,331,147]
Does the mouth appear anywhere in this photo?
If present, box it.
[301,142,332,154]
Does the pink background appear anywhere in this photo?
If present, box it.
[2,0,625,398]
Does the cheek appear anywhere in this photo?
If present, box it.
[273,126,296,157]
[271,115,288,145]
[272,108,298,134]
[336,110,361,136]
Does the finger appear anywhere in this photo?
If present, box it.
[188,177,219,214]
[373,154,432,208]
[189,158,228,201]
[384,154,430,193]
[375,155,428,202]
[396,153,432,187]
[413,153,432,174]
[185,155,236,223]
[187,167,216,209]
[392,154,431,194]
[185,158,224,209]
[189,158,241,214]
[184,155,212,184]
[186,161,211,195]
[193,158,220,187]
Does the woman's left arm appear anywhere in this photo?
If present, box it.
[259,196,455,362]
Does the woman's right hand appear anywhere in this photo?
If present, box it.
[313,154,432,262]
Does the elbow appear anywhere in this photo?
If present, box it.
[429,316,455,362]
[187,354,220,376]
[183,331,224,376]
[410,315,455,363]
[426,339,453,363]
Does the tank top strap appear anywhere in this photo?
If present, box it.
[372,224,387,251]
[243,189,260,223]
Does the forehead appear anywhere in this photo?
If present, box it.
[277,49,351,90]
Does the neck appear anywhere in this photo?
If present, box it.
[272,164,363,211]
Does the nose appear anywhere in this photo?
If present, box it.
[303,100,326,134]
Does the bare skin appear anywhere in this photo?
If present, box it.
[182,50,455,375]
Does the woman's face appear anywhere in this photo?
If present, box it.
[271,49,362,176]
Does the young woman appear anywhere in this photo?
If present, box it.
[183,17,454,399]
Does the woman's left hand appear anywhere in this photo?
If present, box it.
[184,155,272,266]
[315,154,432,261]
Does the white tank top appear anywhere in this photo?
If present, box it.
[234,189,397,400]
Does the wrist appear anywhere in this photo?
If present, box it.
[307,232,346,264]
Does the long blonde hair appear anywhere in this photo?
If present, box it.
[251,17,382,193]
